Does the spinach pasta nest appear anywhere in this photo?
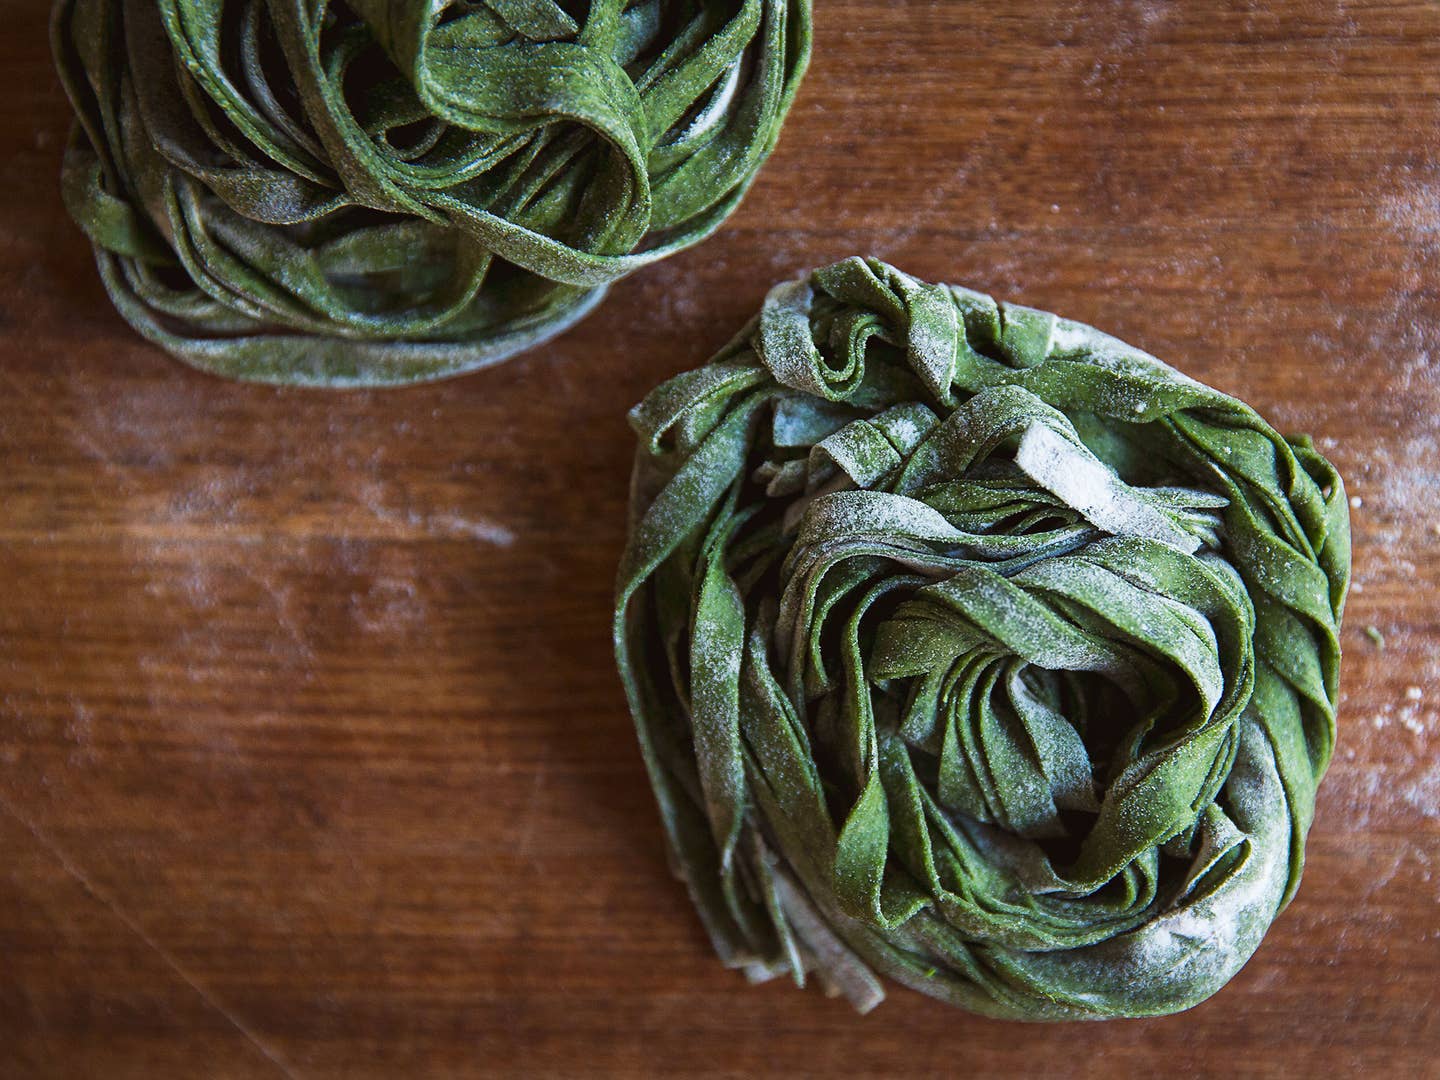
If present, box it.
[614,257,1350,1019]
[51,0,810,385]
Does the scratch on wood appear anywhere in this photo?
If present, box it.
[0,792,303,1080]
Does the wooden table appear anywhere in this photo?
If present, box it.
[2,2,1437,1075]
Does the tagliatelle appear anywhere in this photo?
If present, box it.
[614,257,1349,1019]
[51,0,810,385]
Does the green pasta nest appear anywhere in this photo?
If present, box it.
[52,0,810,385]
[615,257,1349,1019]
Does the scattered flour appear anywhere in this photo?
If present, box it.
[360,485,515,547]
[1366,678,1434,740]
[420,512,515,547]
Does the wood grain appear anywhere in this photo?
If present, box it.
[2,1,1438,1075]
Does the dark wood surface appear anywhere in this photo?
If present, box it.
[2,1,1438,1076]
